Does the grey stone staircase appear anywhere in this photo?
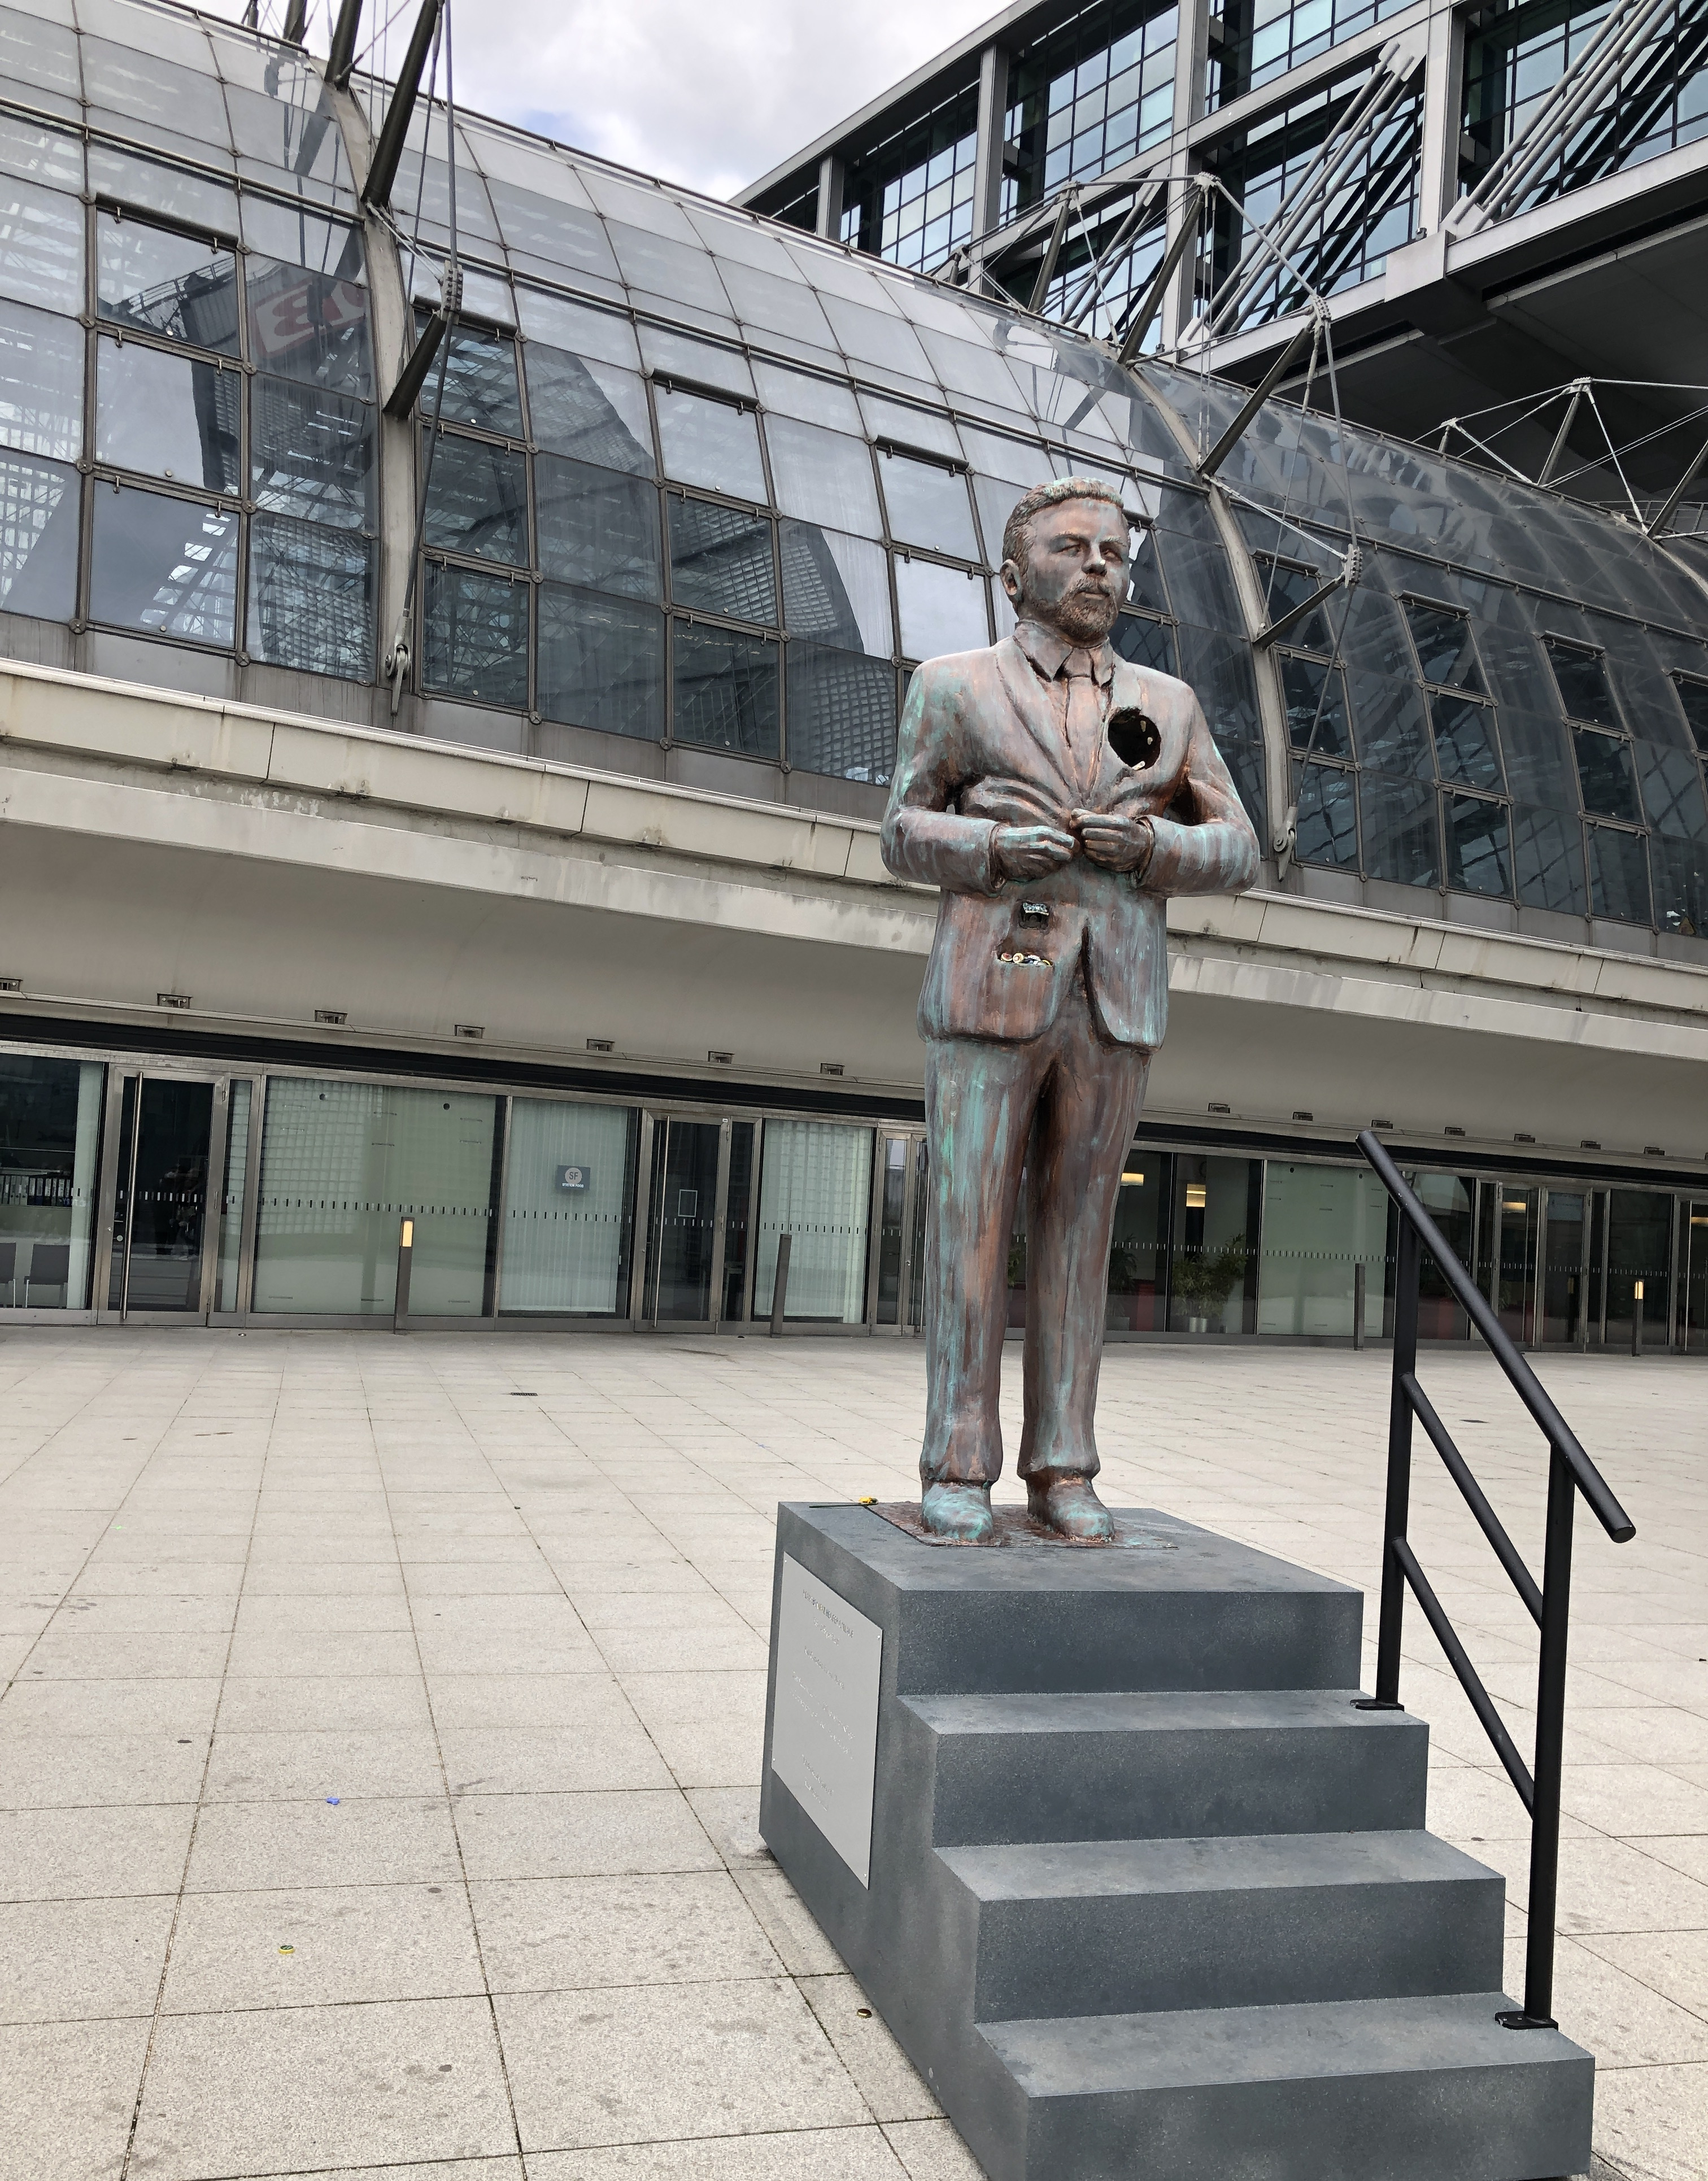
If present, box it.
[761,1502,1593,2181]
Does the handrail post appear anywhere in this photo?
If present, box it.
[1363,1211,1419,1707]
[1507,1445,1575,2029]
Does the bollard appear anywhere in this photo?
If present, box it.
[1631,1277,1644,1359]
[394,1215,414,1334]
[769,1232,792,1337]
[1353,1261,1367,1351]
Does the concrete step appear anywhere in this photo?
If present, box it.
[910,1686,1430,1845]
[981,1990,1593,2181]
[941,1829,1506,2022]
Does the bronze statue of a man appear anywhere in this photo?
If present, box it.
[880,478,1260,1543]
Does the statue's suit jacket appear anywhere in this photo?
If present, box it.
[881,634,1261,1050]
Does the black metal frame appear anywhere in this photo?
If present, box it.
[1356,1129,1636,2031]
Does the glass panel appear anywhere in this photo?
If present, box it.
[672,621,779,756]
[1257,556,1331,651]
[422,562,529,707]
[0,448,78,618]
[645,1120,722,1320]
[877,447,978,558]
[1445,795,1511,896]
[1106,1152,1170,1332]
[215,1078,250,1313]
[781,522,891,656]
[1361,771,1439,887]
[0,295,80,459]
[1410,1170,1474,1339]
[654,384,766,500]
[97,214,237,349]
[250,376,373,529]
[239,202,362,277]
[722,1120,755,1321]
[1279,653,1352,755]
[516,289,639,368]
[1587,825,1652,925]
[1541,1189,1587,1345]
[499,1099,637,1314]
[0,181,83,315]
[82,39,230,143]
[537,583,663,740]
[524,347,653,473]
[1682,1201,1708,1354]
[537,455,660,597]
[247,517,372,681]
[421,430,528,565]
[1169,1154,1258,1333]
[122,1078,212,1313]
[1634,740,1708,839]
[0,15,81,111]
[666,494,774,624]
[1256,1162,1389,1337]
[1403,599,1483,691]
[1492,1182,1539,1344]
[89,145,237,234]
[1111,612,1176,673]
[1674,674,1708,755]
[1293,760,1358,867]
[753,360,861,430]
[874,1135,909,1325]
[245,257,371,397]
[0,1054,102,1311]
[785,643,898,783]
[1431,694,1502,789]
[1545,636,1618,725]
[894,556,987,659]
[89,486,238,647]
[1652,834,1708,937]
[1572,729,1640,822]
[1604,1189,1671,1347]
[907,1139,928,1332]
[106,1074,136,1311]
[754,1119,874,1323]
[763,415,881,533]
[1512,804,1586,914]
[252,1079,499,1315]
[95,337,241,492]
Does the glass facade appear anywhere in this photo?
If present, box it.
[0,1051,102,1307]
[839,85,982,273]
[1004,1,1182,214]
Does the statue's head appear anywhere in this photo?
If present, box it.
[1000,477,1134,645]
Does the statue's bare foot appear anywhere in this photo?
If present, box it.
[1027,1475,1115,1541]
[921,1481,995,1543]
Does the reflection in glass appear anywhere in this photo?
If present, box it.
[1350,675,1430,774]
[81,38,231,143]
[654,385,766,500]
[536,455,660,597]
[1674,672,1708,755]
[672,621,779,756]
[537,582,663,740]
[97,214,237,350]
[877,447,978,558]
[763,414,881,533]
[524,347,653,472]
[781,522,891,655]
[423,562,529,706]
[1499,708,1578,809]
[895,555,987,658]
[1257,555,1331,650]
[95,337,241,492]
[1279,652,1352,756]
[245,255,371,396]
[0,296,79,459]
[1293,760,1358,866]
[215,1079,250,1314]
[90,485,237,645]
[247,517,372,680]
[0,1053,102,1311]
[1169,1153,1258,1334]
[1112,611,1175,673]
[252,1079,498,1315]
[0,181,84,315]
[643,1118,721,1320]
[1445,794,1511,896]
[1545,635,1619,724]
[754,1120,873,1323]
[420,315,523,435]
[1587,825,1651,924]
[1404,598,1483,690]
[421,430,528,565]
[1605,1189,1671,1345]
[1511,804,1585,913]
[499,1099,637,1314]
[722,1119,755,1322]
[516,289,640,369]
[1572,727,1639,822]
[115,1077,213,1314]
[1541,1189,1587,1345]
[668,495,774,623]
[1106,1155,1169,1332]
[250,375,374,528]
[240,200,362,276]
[1361,770,1438,886]
[1125,524,1170,617]
[1431,693,1502,788]
[0,448,77,617]
[1633,740,1708,838]
[1652,834,1708,936]
[1257,1162,1389,1338]
[786,642,898,782]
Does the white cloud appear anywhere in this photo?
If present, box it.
[224,0,998,201]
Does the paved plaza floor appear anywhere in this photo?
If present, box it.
[1,1328,1703,2181]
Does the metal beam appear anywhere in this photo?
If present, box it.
[1197,314,1319,478]
[971,42,1010,240]
[1027,186,1079,313]
[1254,572,1345,649]
[1646,429,1708,538]
[361,0,445,212]
[325,0,363,87]
[1116,181,1206,365]
[282,0,308,43]
[1061,180,1164,330]
[1536,380,1588,487]
[814,154,844,241]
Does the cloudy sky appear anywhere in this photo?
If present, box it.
[224,0,1000,201]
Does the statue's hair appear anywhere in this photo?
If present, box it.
[1001,476,1131,571]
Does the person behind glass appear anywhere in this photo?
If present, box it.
[881,478,1260,1542]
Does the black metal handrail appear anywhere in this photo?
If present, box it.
[1355,1130,1635,2032]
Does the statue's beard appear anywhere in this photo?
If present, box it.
[1050,583,1120,643]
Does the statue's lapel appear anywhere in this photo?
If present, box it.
[994,639,1076,796]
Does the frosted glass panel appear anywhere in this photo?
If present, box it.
[216,1077,250,1312]
[252,1078,496,1315]
[754,1119,873,1324]
[499,1097,637,1314]
[1257,1161,1389,1337]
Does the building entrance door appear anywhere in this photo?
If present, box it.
[1540,1189,1589,1346]
[104,1072,228,1319]
[869,1132,926,1333]
[640,1115,727,1325]
[1681,1201,1708,1353]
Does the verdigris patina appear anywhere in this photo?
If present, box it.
[880,477,1260,1543]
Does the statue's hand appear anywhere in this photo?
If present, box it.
[1070,809,1156,874]
[992,823,1077,880]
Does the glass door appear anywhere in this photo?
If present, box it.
[1540,1188,1589,1346]
[105,1073,224,1318]
[642,1116,724,1324]
[1478,1180,1539,1344]
[1683,1202,1708,1354]
[871,1132,924,1331]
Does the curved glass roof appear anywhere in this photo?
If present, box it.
[0,0,1704,951]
